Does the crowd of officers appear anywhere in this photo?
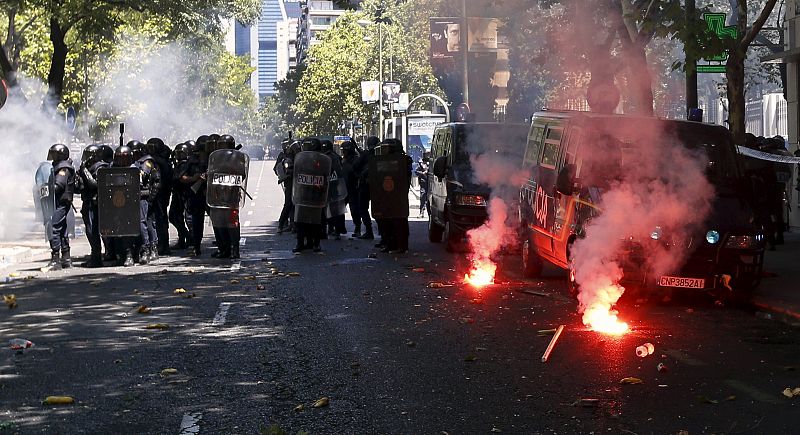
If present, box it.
[274,136,413,254]
[42,134,245,270]
[743,133,794,251]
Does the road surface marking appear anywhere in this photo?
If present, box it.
[247,210,254,216]
[212,302,233,326]
[240,237,247,246]
[230,261,241,271]
[178,412,202,434]
[250,202,256,207]
[244,221,251,227]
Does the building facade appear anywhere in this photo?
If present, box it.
[296,1,349,65]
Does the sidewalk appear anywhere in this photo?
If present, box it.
[753,232,800,322]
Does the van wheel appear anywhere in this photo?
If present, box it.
[522,238,543,278]
[428,213,444,243]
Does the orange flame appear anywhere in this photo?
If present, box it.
[464,259,496,288]
[580,284,629,336]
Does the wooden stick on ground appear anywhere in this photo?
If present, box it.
[541,325,565,363]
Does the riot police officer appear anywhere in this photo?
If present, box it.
[147,137,173,256]
[207,134,247,259]
[111,145,137,267]
[416,151,431,218]
[292,137,331,253]
[169,142,193,249]
[77,144,110,267]
[322,139,347,238]
[341,140,362,237]
[370,138,412,253]
[130,140,161,264]
[352,136,380,239]
[43,144,76,270]
[181,135,209,256]
[277,140,301,233]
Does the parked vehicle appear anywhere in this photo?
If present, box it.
[518,110,764,298]
[427,122,528,251]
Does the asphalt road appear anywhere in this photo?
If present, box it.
[1,160,798,434]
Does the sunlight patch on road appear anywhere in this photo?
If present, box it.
[211,302,233,326]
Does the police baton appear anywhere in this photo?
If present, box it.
[119,123,125,147]
[239,186,254,201]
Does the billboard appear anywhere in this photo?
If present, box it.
[382,82,401,104]
[429,17,461,77]
[467,18,499,52]
[361,81,380,102]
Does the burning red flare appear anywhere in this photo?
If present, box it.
[580,283,629,335]
[464,259,496,287]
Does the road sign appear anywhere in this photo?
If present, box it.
[698,13,738,74]
[361,81,380,103]
[65,106,77,132]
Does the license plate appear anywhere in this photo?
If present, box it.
[658,276,705,289]
[39,185,49,198]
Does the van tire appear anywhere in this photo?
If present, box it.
[444,221,459,252]
[522,238,543,278]
[428,213,444,243]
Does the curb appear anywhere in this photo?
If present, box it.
[0,246,49,266]
[751,299,800,324]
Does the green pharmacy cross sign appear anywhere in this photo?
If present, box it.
[697,13,738,74]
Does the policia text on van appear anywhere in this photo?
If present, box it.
[518,110,764,299]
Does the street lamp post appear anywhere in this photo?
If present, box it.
[359,7,392,141]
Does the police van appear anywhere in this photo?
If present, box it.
[428,122,528,251]
[518,110,764,298]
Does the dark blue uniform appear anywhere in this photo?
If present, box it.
[50,160,75,255]
[78,160,110,266]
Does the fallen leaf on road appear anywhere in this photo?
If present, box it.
[491,428,502,433]
[619,377,643,385]
[8,273,19,278]
[174,288,187,294]
[245,276,256,281]
[230,279,240,284]
[427,282,453,288]
[3,294,17,309]
[136,305,151,314]
[724,395,736,401]
[257,284,265,290]
[312,397,329,408]
[43,396,74,405]
[697,395,718,404]
[574,398,600,407]
[406,340,416,347]
[676,431,689,435]
[293,404,305,412]
[412,268,425,273]
[537,329,557,336]
[144,324,169,330]
[160,368,178,377]
[782,387,800,398]
[287,272,300,277]
[464,355,477,362]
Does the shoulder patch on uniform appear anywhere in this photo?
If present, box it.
[58,169,69,177]
[145,161,153,168]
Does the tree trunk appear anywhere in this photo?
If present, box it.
[623,41,655,116]
[45,17,69,111]
[725,49,746,145]
[1,9,16,85]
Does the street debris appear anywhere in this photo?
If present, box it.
[287,272,300,277]
[136,305,151,314]
[464,355,477,362]
[470,298,483,304]
[521,290,550,298]
[635,342,655,357]
[406,340,416,347]
[541,325,565,363]
[3,294,17,309]
[257,284,265,290]
[8,272,19,278]
[9,338,33,351]
[245,276,256,281]
[537,328,557,336]
[572,398,600,407]
[427,282,453,288]
[412,268,425,273]
[43,396,74,405]
[491,427,502,433]
[144,323,169,330]
[160,368,178,377]
[619,377,643,385]
[697,395,718,404]
[174,288,187,294]
[230,279,240,284]
[657,362,668,373]
[293,404,305,412]
[312,397,329,408]
[782,387,800,398]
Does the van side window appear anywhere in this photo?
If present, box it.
[565,128,581,165]
[523,125,545,167]
[540,127,563,168]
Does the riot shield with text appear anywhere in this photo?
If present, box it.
[326,171,348,218]
[292,151,331,224]
[207,149,249,210]
[97,167,140,236]
[369,153,410,219]
[34,162,55,226]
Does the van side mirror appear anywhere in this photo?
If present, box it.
[556,164,576,195]
[433,156,447,180]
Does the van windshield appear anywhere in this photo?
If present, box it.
[454,125,527,164]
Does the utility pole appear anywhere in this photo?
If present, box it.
[461,0,469,108]
[685,0,699,117]
[379,19,384,140]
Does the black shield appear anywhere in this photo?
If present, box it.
[207,149,250,209]
[326,171,348,218]
[369,153,410,218]
[34,162,55,226]
[292,151,331,224]
[97,167,140,236]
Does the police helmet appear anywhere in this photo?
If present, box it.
[146,137,165,156]
[128,140,147,160]
[301,137,322,152]
[365,136,380,151]
[173,143,189,162]
[321,140,334,153]
[99,144,115,164]
[288,140,302,156]
[81,144,102,166]
[196,135,209,149]
[47,143,69,163]
[219,134,236,150]
[281,139,291,152]
[114,145,135,167]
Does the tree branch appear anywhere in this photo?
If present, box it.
[742,0,778,48]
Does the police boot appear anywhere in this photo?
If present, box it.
[352,226,361,238]
[123,250,135,267]
[150,245,159,261]
[60,248,72,269]
[81,252,103,268]
[44,250,61,271]
[231,244,240,260]
[359,228,374,240]
[139,246,150,265]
